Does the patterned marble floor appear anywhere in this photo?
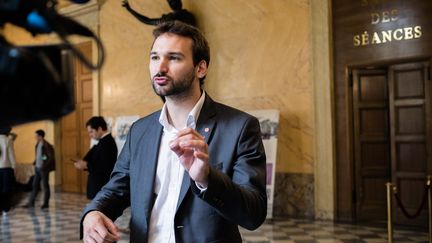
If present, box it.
[0,192,429,243]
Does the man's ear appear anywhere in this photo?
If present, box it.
[196,60,208,79]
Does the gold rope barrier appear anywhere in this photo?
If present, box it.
[427,176,431,243]
[387,176,431,243]
[386,182,394,243]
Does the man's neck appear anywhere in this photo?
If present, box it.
[165,89,202,130]
[99,131,109,140]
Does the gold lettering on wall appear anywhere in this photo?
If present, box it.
[353,3,424,47]
[371,9,399,24]
[371,32,381,44]
[404,27,413,39]
[353,25,422,46]
[414,26,422,38]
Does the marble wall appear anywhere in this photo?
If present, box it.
[99,0,315,174]
[274,172,314,218]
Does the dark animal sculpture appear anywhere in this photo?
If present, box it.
[122,0,197,27]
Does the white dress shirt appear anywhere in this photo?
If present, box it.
[148,92,206,243]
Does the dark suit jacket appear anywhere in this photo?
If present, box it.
[33,140,55,173]
[83,133,117,199]
[81,96,267,243]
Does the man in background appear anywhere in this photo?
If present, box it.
[24,129,55,209]
[74,116,117,199]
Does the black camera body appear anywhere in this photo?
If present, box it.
[0,0,102,127]
[0,43,75,127]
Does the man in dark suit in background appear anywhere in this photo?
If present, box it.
[80,21,267,243]
[74,116,117,199]
[24,129,55,209]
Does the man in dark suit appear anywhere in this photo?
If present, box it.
[24,129,55,209]
[81,21,267,243]
[74,116,118,199]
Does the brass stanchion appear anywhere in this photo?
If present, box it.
[427,176,431,243]
[386,182,394,243]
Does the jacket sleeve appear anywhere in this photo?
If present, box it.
[7,139,17,170]
[191,116,267,230]
[86,137,118,175]
[83,146,95,167]
[42,143,56,172]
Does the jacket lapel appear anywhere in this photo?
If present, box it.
[137,118,163,222]
[176,95,217,211]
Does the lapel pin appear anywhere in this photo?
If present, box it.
[204,127,210,133]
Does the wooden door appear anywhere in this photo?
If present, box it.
[60,42,93,193]
[352,60,431,227]
[388,62,431,227]
[352,68,391,221]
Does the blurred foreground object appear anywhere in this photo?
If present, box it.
[0,0,104,127]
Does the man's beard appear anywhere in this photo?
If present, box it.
[151,68,196,98]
